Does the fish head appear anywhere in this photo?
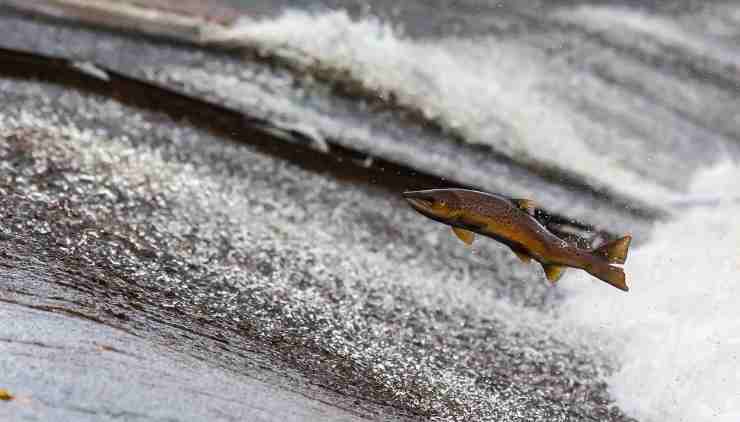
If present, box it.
[403,189,462,221]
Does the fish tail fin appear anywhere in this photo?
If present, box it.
[587,263,629,291]
[593,235,632,265]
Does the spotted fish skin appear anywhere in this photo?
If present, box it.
[403,189,631,291]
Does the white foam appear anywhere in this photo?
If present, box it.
[561,161,740,422]
[218,10,678,205]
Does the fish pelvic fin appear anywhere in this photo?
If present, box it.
[542,264,566,283]
[587,263,629,291]
[593,235,632,265]
[452,227,475,245]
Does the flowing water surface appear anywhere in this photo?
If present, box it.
[216,2,740,420]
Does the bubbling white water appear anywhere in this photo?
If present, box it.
[220,10,679,206]
[561,162,740,422]
[209,9,740,419]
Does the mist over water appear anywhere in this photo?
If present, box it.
[560,162,740,422]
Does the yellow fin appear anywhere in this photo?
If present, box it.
[542,264,566,283]
[512,199,536,215]
[452,227,475,245]
[511,248,531,263]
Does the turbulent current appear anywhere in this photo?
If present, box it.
[217,2,740,420]
[561,163,740,422]
[211,5,740,417]
[1,1,739,421]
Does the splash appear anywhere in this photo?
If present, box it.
[219,9,679,206]
[561,162,740,422]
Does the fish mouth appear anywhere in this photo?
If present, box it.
[402,190,436,214]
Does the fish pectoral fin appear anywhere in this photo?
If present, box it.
[542,264,566,283]
[512,199,536,216]
[510,247,532,263]
[452,227,475,245]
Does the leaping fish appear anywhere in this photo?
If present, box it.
[403,189,632,291]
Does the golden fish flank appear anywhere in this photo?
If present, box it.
[403,189,632,291]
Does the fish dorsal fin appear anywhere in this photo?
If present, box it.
[510,246,532,263]
[542,264,566,283]
[452,227,475,245]
[512,199,536,216]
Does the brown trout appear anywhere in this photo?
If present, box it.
[403,189,632,291]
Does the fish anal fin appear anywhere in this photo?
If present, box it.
[510,246,532,263]
[512,199,536,215]
[542,264,566,283]
[452,227,475,245]
[593,235,632,265]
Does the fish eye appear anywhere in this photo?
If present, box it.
[438,200,447,207]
